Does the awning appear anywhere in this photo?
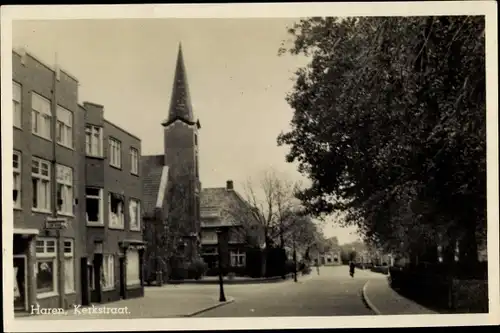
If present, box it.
[13,228,39,235]
[119,239,147,250]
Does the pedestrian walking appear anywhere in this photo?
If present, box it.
[349,261,355,278]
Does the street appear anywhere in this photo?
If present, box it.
[195,266,382,317]
[21,266,386,319]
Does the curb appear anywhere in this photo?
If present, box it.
[362,281,382,315]
[183,297,235,317]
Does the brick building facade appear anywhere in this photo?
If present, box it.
[12,49,86,312]
[82,102,145,304]
[11,49,144,313]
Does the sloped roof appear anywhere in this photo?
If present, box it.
[200,187,230,208]
[142,154,164,218]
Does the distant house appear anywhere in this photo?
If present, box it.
[200,180,265,275]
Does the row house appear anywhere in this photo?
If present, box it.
[11,49,144,314]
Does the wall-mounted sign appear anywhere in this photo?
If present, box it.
[45,217,68,230]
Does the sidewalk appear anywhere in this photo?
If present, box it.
[362,277,438,315]
[19,285,234,320]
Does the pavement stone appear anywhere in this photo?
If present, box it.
[362,277,438,315]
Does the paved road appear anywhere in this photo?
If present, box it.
[196,266,382,317]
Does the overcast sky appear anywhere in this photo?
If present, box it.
[12,18,360,244]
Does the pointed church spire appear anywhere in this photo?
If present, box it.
[162,43,195,127]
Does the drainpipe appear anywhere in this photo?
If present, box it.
[51,55,65,309]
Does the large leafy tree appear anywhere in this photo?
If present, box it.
[277,16,486,264]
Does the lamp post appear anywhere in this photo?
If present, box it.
[216,229,226,302]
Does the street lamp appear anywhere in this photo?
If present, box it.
[216,229,227,302]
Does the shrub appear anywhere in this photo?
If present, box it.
[302,265,312,275]
[285,260,296,274]
[187,259,208,280]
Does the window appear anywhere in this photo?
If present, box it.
[85,125,103,157]
[126,249,141,286]
[201,231,218,244]
[31,92,52,140]
[109,138,121,168]
[109,193,124,229]
[32,157,51,212]
[130,147,139,175]
[13,151,21,209]
[35,238,57,297]
[64,240,75,293]
[230,250,246,267]
[86,187,103,225]
[56,164,73,215]
[56,106,73,148]
[13,81,22,128]
[129,199,141,231]
[101,255,115,290]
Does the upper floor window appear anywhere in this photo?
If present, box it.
[32,157,51,212]
[130,147,139,175]
[13,81,22,128]
[85,125,103,157]
[56,106,73,149]
[31,92,52,140]
[109,193,124,229]
[56,164,73,216]
[13,151,21,209]
[129,199,141,231]
[109,138,122,168]
[86,187,103,225]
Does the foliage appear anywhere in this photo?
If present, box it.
[277,16,486,263]
[187,259,208,280]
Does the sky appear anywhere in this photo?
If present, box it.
[12,18,360,244]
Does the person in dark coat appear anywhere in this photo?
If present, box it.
[349,261,355,277]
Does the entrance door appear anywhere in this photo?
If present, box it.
[80,258,90,306]
[13,255,27,311]
[119,257,126,299]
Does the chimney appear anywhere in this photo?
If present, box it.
[226,180,234,191]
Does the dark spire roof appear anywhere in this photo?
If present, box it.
[162,43,197,127]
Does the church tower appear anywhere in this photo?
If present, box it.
[162,43,201,262]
